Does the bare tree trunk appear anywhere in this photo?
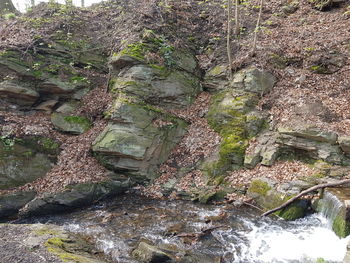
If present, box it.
[0,0,17,14]
[252,0,264,55]
[261,179,350,217]
[81,0,85,7]
[234,0,240,36]
[227,0,233,79]
[31,0,35,7]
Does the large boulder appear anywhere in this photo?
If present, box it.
[0,143,53,190]
[19,180,129,217]
[203,64,228,92]
[51,113,91,134]
[92,100,187,180]
[231,67,277,95]
[204,89,261,176]
[244,132,279,168]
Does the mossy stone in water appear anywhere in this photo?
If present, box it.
[332,213,350,238]
[247,178,308,220]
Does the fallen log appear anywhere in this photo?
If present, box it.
[261,179,350,217]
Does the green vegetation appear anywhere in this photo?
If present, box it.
[205,91,260,178]
[115,35,176,68]
[333,213,350,238]
[3,12,16,19]
[249,179,272,196]
[277,204,305,220]
[45,237,92,263]
[40,138,60,152]
[0,135,16,149]
[64,116,91,131]
[33,227,59,236]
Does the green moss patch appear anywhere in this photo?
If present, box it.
[45,235,101,263]
[206,91,260,177]
[248,180,272,196]
[64,116,91,131]
[114,37,176,68]
[277,204,306,220]
[332,213,350,238]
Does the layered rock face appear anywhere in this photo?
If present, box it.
[92,100,187,181]
[245,125,350,169]
[0,42,106,110]
[92,40,201,181]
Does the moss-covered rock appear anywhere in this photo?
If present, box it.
[205,90,260,177]
[231,67,276,96]
[109,40,201,109]
[317,188,350,238]
[247,178,308,220]
[306,51,346,74]
[203,64,228,92]
[19,136,60,157]
[93,99,187,180]
[198,190,227,204]
[51,113,91,134]
[0,143,53,190]
[0,37,107,108]
[33,224,108,263]
[0,223,109,263]
[109,64,201,109]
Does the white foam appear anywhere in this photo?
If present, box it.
[230,214,350,263]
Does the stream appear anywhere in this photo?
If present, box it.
[17,194,350,263]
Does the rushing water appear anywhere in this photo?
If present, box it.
[19,194,350,263]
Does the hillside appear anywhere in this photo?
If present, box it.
[0,0,349,225]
